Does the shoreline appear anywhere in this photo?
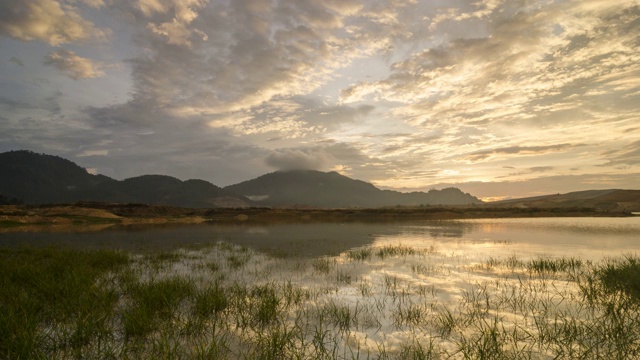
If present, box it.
[0,203,635,232]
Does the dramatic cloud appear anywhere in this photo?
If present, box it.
[463,144,576,162]
[141,0,209,47]
[44,49,105,80]
[341,1,640,136]
[0,0,106,45]
[0,0,638,197]
[265,149,330,171]
[601,140,640,167]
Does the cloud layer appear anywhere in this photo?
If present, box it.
[44,49,105,80]
[0,0,107,45]
[0,0,638,198]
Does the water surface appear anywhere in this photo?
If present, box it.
[4,217,640,357]
[1,217,638,260]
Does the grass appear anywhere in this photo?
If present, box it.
[193,281,228,318]
[122,276,195,338]
[595,254,640,302]
[375,244,416,259]
[1,243,639,358]
[527,256,584,274]
[312,257,334,274]
[346,247,372,261]
[0,246,129,358]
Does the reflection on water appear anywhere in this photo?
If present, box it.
[3,217,640,357]
[0,217,638,260]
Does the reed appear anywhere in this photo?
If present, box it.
[2,243,638,358]
[346,247,373,261]
[375,244,416,259]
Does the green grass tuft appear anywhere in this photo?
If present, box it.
[596,254,640,303]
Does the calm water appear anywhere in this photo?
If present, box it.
[1,217,638,260]
[3,217,640,357]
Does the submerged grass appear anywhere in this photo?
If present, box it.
[595,254,640,302]
[123,276,195,339]
[0,246,129,358]
[1,243,639,359]
[527,256,584,274]
[375,244,416,259]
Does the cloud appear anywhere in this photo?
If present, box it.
[123,2,333,112]
[102,0,401,125]
[601,140,640,167]
[0,91,62,115]
[2,0,638,198]
[8,57,24,67]
[340,1,640,137]
[73,0,105,8]
[261,142,412,184]
[44,49,105,80]
[142,0,208,47]
[0,0,107,45]
[529,166,554,173]
[206,98,375,138]
[77,149,108,157]
[463,144,576,162]
[265,148,330,171]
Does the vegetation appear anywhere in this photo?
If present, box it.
[0,150,249,208]
[2,150,638,211]
[225,169,482,208]
[1,242,639,358]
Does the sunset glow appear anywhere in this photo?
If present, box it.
[1,0,638,199]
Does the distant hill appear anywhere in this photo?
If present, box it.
[0,150,114,204]
[0,150,252,207]
[82,175,252,208]
[488,189,640,211]
[0,150,480,208]
[7,150,638,211]
[224,170,482,208]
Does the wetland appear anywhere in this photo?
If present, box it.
[1,217,639,358]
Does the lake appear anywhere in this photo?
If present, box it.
[2,217,639,260]
[3,217,640,358]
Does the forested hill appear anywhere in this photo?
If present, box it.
[225,170,482,208]
[0,150,481,208]
[0,150,251,207]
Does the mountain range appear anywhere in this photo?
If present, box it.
[226,170,481,208]
[488,189,640,212]
[0,150,481,208]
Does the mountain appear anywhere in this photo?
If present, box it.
[0,150,252,207]
[0,150,115,204]
[82,175,252,208]
[224,170,482,208]
[0,150,481,208]
[488,189,640,211]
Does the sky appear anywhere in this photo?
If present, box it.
[1,0,639,201]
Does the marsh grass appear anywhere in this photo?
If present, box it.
[312,257,334,274]
[527,256,584,275]
[2,243,639,359]
[144,252,182,268]
[122,276,195,338]
[594,254,640,302]
[375,244,416,259]
[0,246,129,358]
[346,247,372,261]
[193,281,228,318]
